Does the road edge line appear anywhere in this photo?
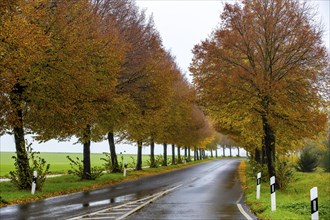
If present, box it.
[237,203,253,220]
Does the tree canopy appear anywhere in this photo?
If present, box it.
[190,0,329,178]
[1,0,213,183]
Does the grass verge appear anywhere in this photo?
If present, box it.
[242,161,330,220]
[0,158,214,207]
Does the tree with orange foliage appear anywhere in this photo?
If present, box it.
[95,0,175,171]
[26,0,125,179]
[0,0,50,189]
[191,0,329,178]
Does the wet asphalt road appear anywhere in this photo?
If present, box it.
[0,158,255,220]
[127,158,250,220]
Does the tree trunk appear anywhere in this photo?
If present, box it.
[229,146,232,157]
[196,148,200,160]
[11,83,31,189]
[184,147,187,161]
[223,145,226,157]
[237,147,240,157]
[199,149,203,160]
[150,139,156,168]
[136,141,143,170]
[255,147,261,163]
[83,125,91,180]
[171,144,175,165]
[194,147,197,160]
[13,126,31,189]
[261,145,266,167]
[210,150,213,158]
[107,132,120,172]
[162,143,167,166]
[188,147,191,162]
[215,148,218,157]
[177,146,181,163]
[262,116,276,178]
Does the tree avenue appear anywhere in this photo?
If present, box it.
[1,0,214,188]
[190,0,329,179]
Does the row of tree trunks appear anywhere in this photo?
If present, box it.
[106,142,225,172]
[220,146,241,157]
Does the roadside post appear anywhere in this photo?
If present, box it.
[310,187,319,220]
[31,170,37,195]
[256,172,261,199]
[270,176,276,211]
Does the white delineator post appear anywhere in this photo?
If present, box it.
[31,170,37,195]
[310,187,319,220]
[270,176,276,211]
[256,172,261,199]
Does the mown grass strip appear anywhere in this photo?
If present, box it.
[243,161,330,220]
[0,158,215,207]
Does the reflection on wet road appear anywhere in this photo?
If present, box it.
[0,158,255,220]
[127,158,251,220]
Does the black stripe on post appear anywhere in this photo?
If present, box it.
[33,176,37,184]
[311,198,318,214]
[270,183,275,194]
[257,178,261,185]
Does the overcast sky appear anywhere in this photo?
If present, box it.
[135,0,330,82]
[0,0,329,154]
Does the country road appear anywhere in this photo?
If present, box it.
[0,158,256,220]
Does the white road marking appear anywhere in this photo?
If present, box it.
[68,184,182,220]
[237,204,253,220]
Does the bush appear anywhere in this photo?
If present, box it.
[130,156,136,169]
[275,156,295,190]
[320,137,330,172]
[101,152,123,173]
[247,159,268,181]
[295,147,319,172]
[146,155,164,168]
[67,156,103,180]
[9,144,50,191]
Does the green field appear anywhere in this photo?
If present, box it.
[244,162,330,220]
[0,152,154,177]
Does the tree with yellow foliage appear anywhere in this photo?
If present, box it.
[0,0,51,189]
[191,0,329,178]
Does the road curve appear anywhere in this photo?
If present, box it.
[127,158,254,220]
[0,158,255,220]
